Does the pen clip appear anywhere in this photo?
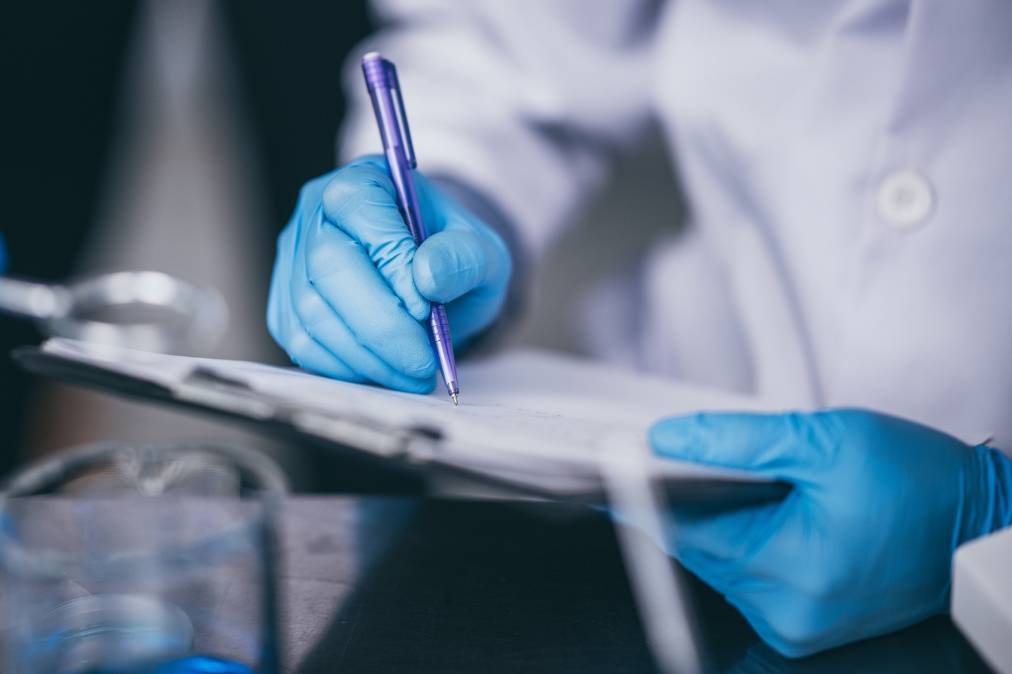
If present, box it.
[385,61,417,169]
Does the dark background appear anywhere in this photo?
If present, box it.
[0,1,372,477]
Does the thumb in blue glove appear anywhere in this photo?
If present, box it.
[649,410,1012,657]
[267,156,511,392]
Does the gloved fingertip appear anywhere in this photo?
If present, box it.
[405,297,430,322]
[413,235,482,303]
[389,276,430,322]
[387,270,430,322]
[388,334,439,381]
[649,414,703,459]
[410,245,441,298]
[401,375,438,395]
[408,355,439,381]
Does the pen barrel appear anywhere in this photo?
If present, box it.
[363,51,459,400]
[429,304,458,395]
[387,148,428,242]
[361,58,427,242]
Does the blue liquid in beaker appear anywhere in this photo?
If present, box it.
[70,655,257,674]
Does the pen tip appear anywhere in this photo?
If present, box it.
[451,393,459,407]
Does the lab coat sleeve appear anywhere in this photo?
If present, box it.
[338,0,659,263]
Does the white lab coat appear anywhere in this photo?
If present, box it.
[339,1,1012,448]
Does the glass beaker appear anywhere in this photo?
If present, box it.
[0,441,287,674]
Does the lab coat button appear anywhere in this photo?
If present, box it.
[877,169,934,229]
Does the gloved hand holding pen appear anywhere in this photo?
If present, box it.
[650,410,1012,657]
[267,156,512,392]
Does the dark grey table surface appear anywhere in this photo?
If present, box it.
[279,497,993,674]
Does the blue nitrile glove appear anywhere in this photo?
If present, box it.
[267,156,512,392]
[649,410,1012,658]
[0,234,7,273]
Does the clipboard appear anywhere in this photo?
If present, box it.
[16,339,792,674]
[14,341,789,507]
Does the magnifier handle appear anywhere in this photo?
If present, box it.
[0,277,70,321]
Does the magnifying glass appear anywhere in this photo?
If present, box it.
[0,271,228,354]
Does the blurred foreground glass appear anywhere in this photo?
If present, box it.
[0,442,288,674]
[0,271,229,354]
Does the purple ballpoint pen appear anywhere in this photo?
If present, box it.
[361,52,460,405]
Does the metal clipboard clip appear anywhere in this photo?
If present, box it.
[176,367,431,460]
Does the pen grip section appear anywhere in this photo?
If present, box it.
[429,304,458,394]
[430,304,453,351]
